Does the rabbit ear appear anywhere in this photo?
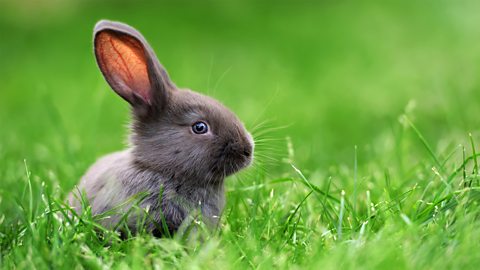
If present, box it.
[93,20,174,114]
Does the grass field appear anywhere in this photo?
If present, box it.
[2,0,480,269]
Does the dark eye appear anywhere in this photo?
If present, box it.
[192,121,208,134]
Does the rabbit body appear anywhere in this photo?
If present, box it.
[72,149,224,235]
[69,20,253,235]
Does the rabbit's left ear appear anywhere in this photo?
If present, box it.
[93,20,174,115]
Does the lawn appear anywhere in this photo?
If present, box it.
[2,0,480,269]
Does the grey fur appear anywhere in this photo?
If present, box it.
[68,20,254,236]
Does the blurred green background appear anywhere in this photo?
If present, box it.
[4,1,480,268]
[2,0,480,195]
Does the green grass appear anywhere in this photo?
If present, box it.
[2,0,480,269]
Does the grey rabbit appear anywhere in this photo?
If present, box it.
[68,20,254,236]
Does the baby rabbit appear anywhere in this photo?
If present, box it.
[68,20,254,236]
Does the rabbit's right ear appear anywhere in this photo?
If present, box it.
[93,20,174,116]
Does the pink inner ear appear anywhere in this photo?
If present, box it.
[96,31,151,103]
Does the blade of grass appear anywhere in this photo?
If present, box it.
[403,115,444,173]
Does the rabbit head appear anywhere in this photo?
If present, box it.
[93,20,254,184]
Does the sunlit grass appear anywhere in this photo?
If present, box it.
[2,0,480,269]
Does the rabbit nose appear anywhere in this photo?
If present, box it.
[224,140,252,157]
[243,147,251,157]
[242,136,254,158]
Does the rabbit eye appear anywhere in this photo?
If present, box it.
[192,121,208,134]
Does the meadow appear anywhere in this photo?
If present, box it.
[2,0,480,269]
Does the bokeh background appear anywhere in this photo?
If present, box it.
[2,0,480,204]
[3,0,480,268]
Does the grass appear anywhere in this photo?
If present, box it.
[2,0,480,269]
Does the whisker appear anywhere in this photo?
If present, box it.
[252,124,293,138]
[212,66,232,96]
[249,119,279,134]
[250,86,280,128]
[254,152,280,159]
[254,138,286,144]
[255,147,285,154]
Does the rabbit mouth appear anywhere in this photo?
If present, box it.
[214,158,251,177]
[212,141,254,177]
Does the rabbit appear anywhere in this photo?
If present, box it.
[68,20,254,236]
